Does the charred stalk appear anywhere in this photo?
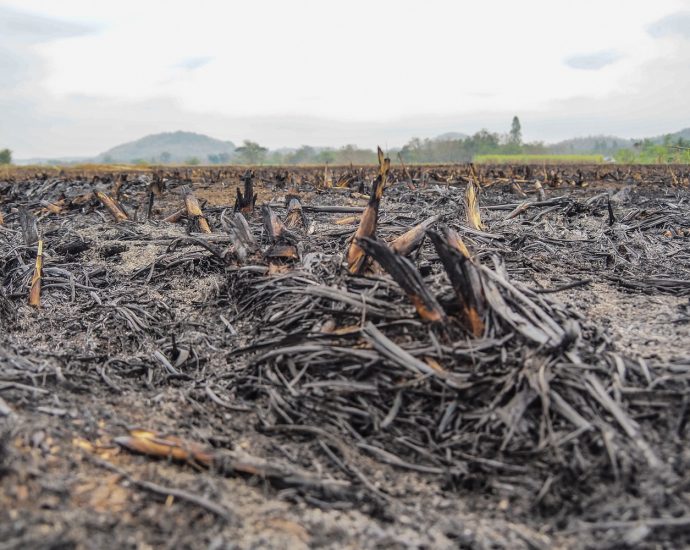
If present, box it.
[347,147,390,274]
[358,236,446,323]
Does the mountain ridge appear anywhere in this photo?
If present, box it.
[96,130,236,163]
[14,127,690,165]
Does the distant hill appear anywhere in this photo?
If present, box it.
[546,128,690,154]
[650,127,690,144]
[675,128,690,140]
[547,135,634,155]
[14,127,690,165]
[96,131,236,163]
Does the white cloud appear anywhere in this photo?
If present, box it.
[647,10,690,38]
[1,0,689,157]
[564,50,622,70]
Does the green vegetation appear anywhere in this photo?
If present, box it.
[207,152,232,164]
[548,136,633,156]
[398,121,550,164]
[475,154,605,164]
[614,136,690,164]
[508,116,522,147]
[330,145,376,164]
[263,145,374,165]
[9,124,690,167]
[235,140,268,164]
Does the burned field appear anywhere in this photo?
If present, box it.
[1,160,689,548]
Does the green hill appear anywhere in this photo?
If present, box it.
[96,131,236,164]
[547,135,634,155]
[651,127,690,143]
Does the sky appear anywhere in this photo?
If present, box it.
[1,0,689,158]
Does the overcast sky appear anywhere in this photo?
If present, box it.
[1,0,689,158]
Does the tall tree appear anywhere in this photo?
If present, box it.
[0,149,12,164]
[509,116,522,145]
[235,140,268,165]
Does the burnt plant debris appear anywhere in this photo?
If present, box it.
[0,162,689,547]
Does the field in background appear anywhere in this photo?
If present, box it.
[474,154,605,164]
[3,157,609,175]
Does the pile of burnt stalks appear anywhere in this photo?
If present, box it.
[1,154,687,525]
[218,152,685,516]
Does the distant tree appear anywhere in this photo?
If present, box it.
[266,151,287,164]
[522,141,548,154]
[208,153,232,164]
[509,116,522,145]
[401,138,425,163]
[335,144,377,164]
[0,149,12,164]
[287,145,316,164]
[316,150,336,164]
[160,151,172,164]
[472,129,501,153]
[397,128,582,162]
[235,140,268,164]
[614,137,690,164]
[185,157,200,165]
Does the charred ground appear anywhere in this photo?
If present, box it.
[1,163,689,549]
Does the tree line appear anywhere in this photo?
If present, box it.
[222,117,531,165]
[614,136,690,164]
[223,141,377,165]
[4,117,689,166]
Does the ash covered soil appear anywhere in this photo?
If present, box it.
[1,164,689,549]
